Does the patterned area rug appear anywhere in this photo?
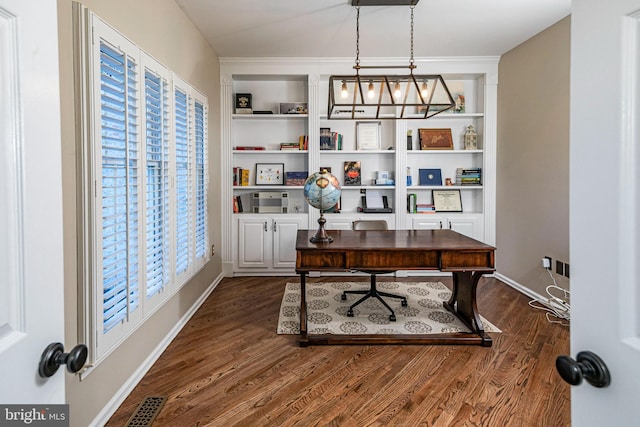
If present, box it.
[277,281,500,335]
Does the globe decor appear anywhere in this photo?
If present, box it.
[303,169,342,243]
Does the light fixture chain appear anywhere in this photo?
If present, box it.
[355,0,360,67]
[410,2,415,67]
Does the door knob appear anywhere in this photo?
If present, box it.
[38,342,88,378]
[556,351,610,387]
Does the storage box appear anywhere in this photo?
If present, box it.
[252,191,289,213]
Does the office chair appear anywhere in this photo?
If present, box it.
[341,220,408,321]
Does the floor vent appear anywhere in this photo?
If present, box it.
[125,396,167,427]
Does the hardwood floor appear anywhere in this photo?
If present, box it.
[106,276,570,426]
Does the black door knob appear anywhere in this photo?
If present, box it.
[556,350,610,388]
[38,342,88,378]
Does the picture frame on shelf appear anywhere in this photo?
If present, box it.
[235,93,252,114]
[419,128,454,150]
[432,189,463,212]
[419,168,443,186]
[279,102,308,114]
[344,161,361,186]
[255,163,284,185]
[356,121,381,150]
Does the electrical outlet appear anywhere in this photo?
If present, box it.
[542,256,552,269]
[564,263,570,278]
[556,260,564,275]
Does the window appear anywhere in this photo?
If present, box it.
[79,12,209,362]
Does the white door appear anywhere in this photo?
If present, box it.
[570,0,640,424]
[0,0,66,403]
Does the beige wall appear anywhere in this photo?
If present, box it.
[56,1,221,425]
[496,16,570,296]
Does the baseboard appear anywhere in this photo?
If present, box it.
[90,272,224,427]
[494,272,547,302]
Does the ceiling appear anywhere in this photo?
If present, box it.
[174,0,571,59]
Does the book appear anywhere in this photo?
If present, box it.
[285,171,308,186]
[407,193,417,213]
[344,161,361,186]
[234,146,265,150]
[241,169,249,186]
[236,195,243,212]
[419,168,443,186]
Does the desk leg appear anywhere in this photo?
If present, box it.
[444,271,492,347]
[299,272,309,347]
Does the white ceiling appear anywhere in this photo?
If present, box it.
[174,0,571,59]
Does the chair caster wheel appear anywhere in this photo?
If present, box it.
[347,310,354,317]
[341,294,347,301]
[401,300,408,307]
[389,315,396,321]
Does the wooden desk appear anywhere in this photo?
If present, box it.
[295,229,496,347]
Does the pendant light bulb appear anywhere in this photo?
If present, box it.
[421,81,428,98]
[394,81,401,99]
[367,81,375,99]
[341,81,348,98]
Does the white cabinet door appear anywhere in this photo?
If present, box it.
[237,217,270,268]
[412,215,445,230]
[325,215,357,230]
[412,214,482,241]
[272,216,306,268]
[448,215,482,241]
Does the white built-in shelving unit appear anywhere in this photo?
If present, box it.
[220,58,498,276]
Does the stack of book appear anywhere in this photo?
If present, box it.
[232,167,250,186]
[416,203,436,214]
[455,168,482,186]
[320,129,343,150]
[279,142,300,151]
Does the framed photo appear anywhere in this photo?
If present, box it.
[432,189,462,212]
[419,128,453,150]
[235,93,252,114]
[356,121,381,150]
[279,102,308,114]
[255,163,284,185]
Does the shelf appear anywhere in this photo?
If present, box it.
[341,185,396,190]
[407,185,483,190]
[407,150,482,154]
[232,113,308,120]
[233,185,305,190]
[406,113,484,119]
[319,150,396,154]
[233,150,308,154]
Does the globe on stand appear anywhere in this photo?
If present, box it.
[303,169,342,243]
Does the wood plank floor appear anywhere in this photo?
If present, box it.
[106,276,570,426]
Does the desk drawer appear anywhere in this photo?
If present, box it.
[440,251,494,270]
[296,251,347,270]
[348,250,439,270]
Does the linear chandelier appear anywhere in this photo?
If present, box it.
[327,0,455,120]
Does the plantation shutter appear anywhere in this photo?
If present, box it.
[99,40,140,334]
[193,97,208,264]
[174,85,191,280]
[143,66,171,299]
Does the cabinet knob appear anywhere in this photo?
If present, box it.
[439,221,443,229]
[264,221,268,232]
[274,221,277,232]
